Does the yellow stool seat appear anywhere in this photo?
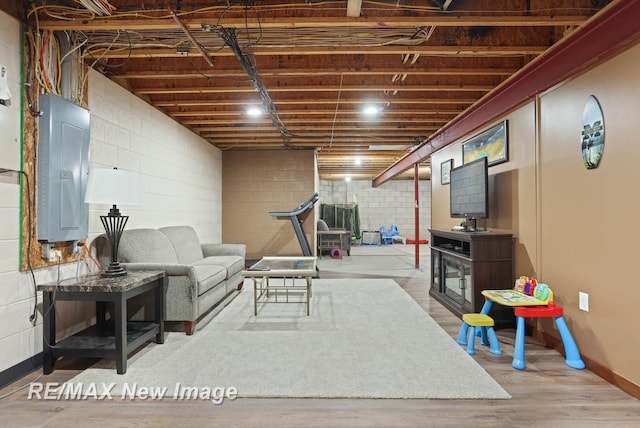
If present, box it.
[462,313,495,327]
[457,313,502,356]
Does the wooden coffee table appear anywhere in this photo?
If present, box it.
[242,257,317,316]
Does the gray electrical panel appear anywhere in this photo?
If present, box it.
[37,94,90,243]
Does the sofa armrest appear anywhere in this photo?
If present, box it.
[201,243,246,258]
[121,262,194,276]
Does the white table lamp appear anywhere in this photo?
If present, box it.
[84,167,140,277]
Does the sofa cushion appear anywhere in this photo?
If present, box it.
[193,264,227,296]
[193,256,245,279]
[118,228,179,264]
[159,226,205,264]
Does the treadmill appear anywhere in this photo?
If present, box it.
[269,193,319,256]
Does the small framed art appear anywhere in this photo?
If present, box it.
[441,159,452,185]
[462,120,508,166]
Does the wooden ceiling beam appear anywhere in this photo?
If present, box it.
[320,152,410,155]
[168,109,461,117]
[135,84,493,95]
[210,135,416,142]
[182,118,447,126]
[203,146,415,152]
[88,45,547,59]
[198,127,438,134]
[154,98,476,107]
[213,142,291,149]
[320,158,411,163]
[36,15,588,32]
[203,135,425,142]
[116,67,517,79]
[169,8,215,68]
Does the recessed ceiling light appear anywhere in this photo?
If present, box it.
[345,176,352,182]
[246,107,262,117]
[363,105,382,116]
[354,157,362,165]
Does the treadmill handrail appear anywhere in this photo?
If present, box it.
[269,193,319,217]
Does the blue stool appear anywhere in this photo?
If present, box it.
[457,313,502,356]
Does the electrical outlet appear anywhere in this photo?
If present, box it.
[69,240,80,255]
[579,292,589,312]
[42,243,53,260]
[48,249,62,262]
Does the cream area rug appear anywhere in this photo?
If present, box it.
[68,279,510,399]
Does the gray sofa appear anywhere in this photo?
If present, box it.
[94,225,245,335]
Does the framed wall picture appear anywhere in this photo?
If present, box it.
[581,95,605,169]
[462,120,508,166]
[441,159,452,185]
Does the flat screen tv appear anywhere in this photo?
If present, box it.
[449,156,488,230]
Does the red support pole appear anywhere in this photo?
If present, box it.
[414,163,419,268]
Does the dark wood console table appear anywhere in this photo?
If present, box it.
[38,270,166,374]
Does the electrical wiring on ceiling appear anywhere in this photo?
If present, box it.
[33,1,441,20]
[215,24,291,147]
[38,30,60,94]
[24,28,86,105]
[71,26,437,59]
[75,0,115,16]
[27,1,603,71]
[27,0,442,59]
[29,1,604,22]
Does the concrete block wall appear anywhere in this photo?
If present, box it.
[0,50,222,375]
[0,11,44,377]
[319,179,431,241]
[222,149,316,260]
[86,69,222,243]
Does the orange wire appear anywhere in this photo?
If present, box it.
[82,243,102,270]
[39,31,54,93]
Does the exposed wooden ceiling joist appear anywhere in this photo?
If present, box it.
[35,15,589,32]
[133,84,494,95]
[21,0,616,180]
[374,0,639,185]
[117,67,518,79]
[86,45,548,59]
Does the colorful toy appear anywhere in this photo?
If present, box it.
[533,283,552,303]
[514,275,542,297]
[513,276,526,292]
[523,277,537,295]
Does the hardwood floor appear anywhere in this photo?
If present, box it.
[2,252,639,427]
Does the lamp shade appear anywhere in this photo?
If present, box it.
[84,168,141,206]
